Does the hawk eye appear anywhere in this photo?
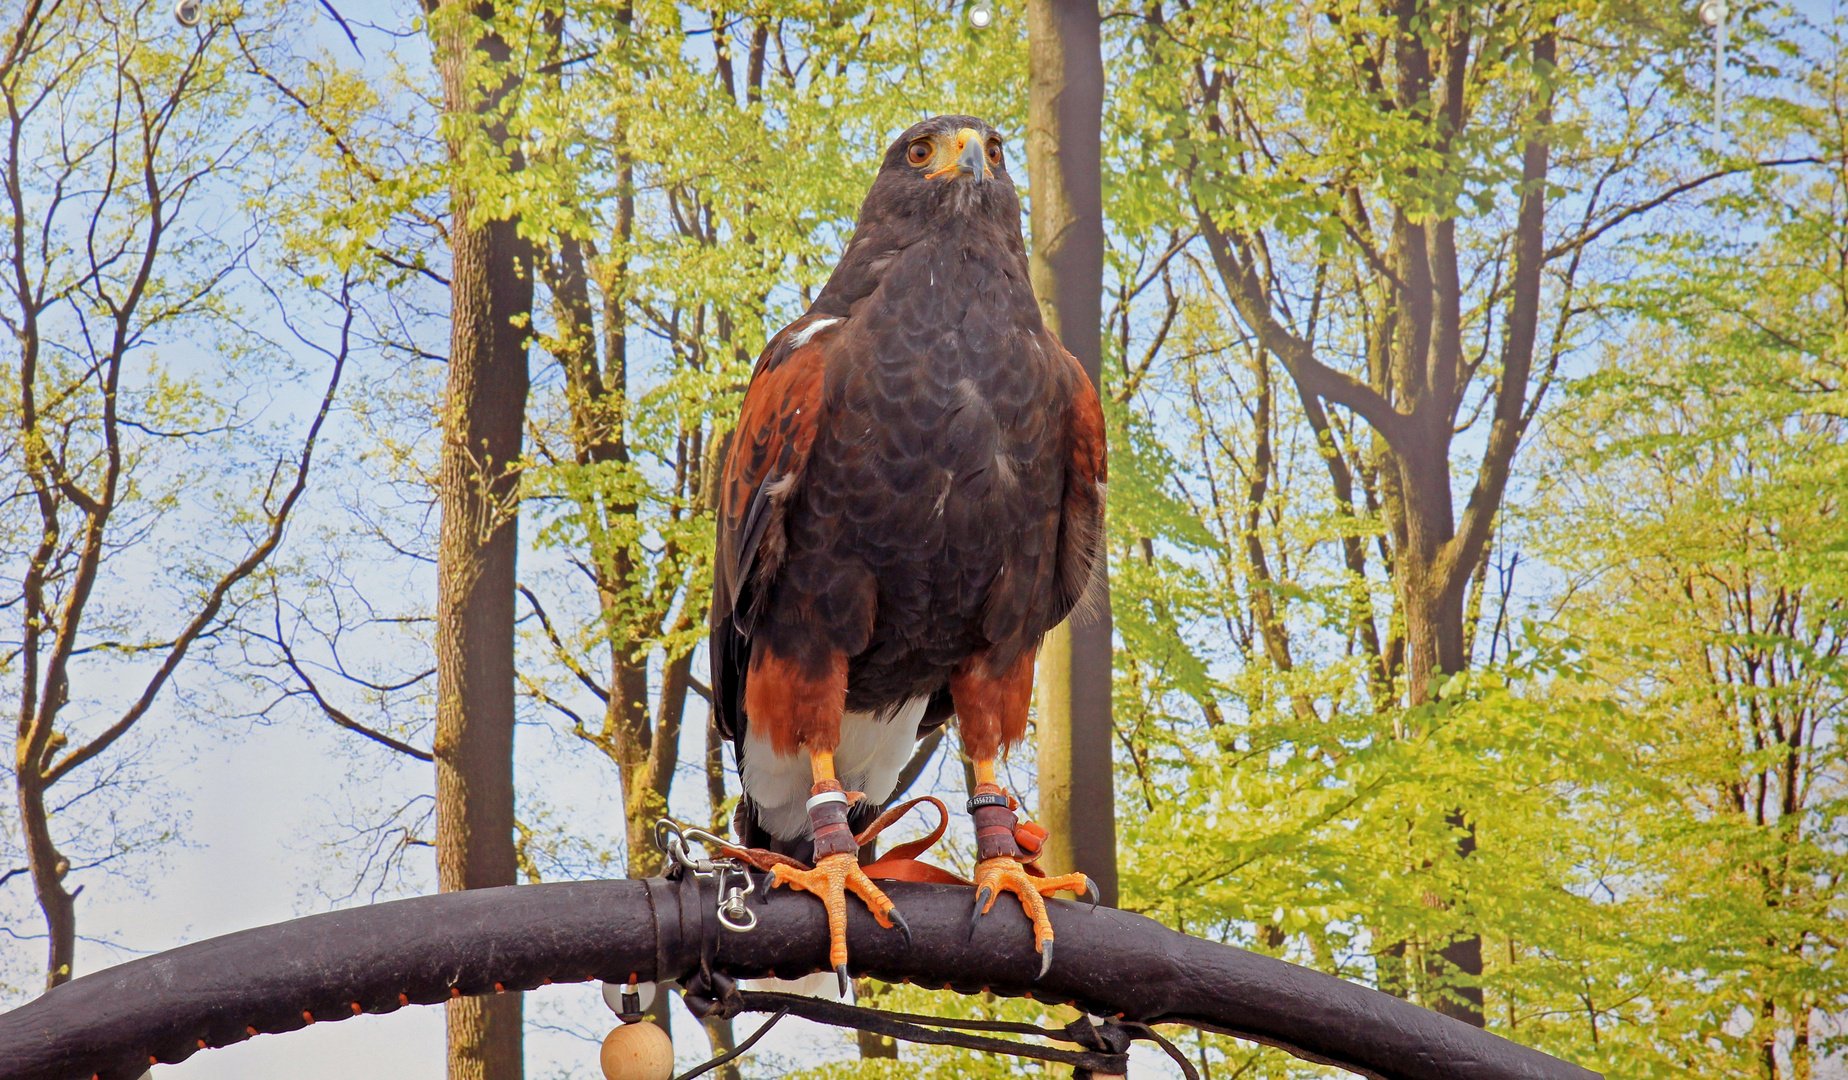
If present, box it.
[907,140,932,166]
[986,140,1002,165]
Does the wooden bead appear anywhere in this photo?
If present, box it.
[599,1021,674,1080]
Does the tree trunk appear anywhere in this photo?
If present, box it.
[18,778,76,989]
[1027,0,1117,907]
[430,4,532,1077]
[1183,5,1561,1029]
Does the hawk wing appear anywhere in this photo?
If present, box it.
[1056,341,1108,621]
[710,315,836,744]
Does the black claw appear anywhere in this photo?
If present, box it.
[836,964,851,999]
[1038,939,1054,980]
[1084,875,1101,911]
[889,906,912,948]
[967,885,992,941]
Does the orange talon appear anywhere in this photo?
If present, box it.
[968,855,1093,979]
[771,850,907,994]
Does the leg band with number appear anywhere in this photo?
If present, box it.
[968,785,1022,861]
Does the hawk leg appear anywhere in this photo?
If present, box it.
[951,647,1096,978]
[768,750,909,995]
[965,758,1098,980]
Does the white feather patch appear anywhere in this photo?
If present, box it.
[787,317,841,349]
[741,696,929,841]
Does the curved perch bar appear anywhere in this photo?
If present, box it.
[0,878,1597,1080]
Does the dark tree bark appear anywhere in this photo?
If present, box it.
[429,3,533,1076]
[1027,0,1117,908]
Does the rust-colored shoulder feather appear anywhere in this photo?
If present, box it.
[710,316,836,741]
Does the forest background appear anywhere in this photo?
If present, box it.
[0,1,1843,1079]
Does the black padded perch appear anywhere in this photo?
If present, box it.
[0,877,1599,1080]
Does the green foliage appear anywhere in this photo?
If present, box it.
[10,2,1842,1076]
[164,1,1848,1074]
[1511,49,1848,1068]
[1091,3,1847,1078]
[781,983,1095,1080]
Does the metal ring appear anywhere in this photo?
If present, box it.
[965,793,1010,811]
[655,818,719,875]
[806,791,850,812]
[716,868,759,933]
[718,899,757,933]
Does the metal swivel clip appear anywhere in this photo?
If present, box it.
[654,819,758,933]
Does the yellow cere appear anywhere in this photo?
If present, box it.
[924,127,991,182]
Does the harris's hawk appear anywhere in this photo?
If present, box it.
[710,115,1106,990]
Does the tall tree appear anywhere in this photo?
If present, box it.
[1119,0,1699,1024]
[428,2,532,1076]
[1090,0,1825,1037]
[1521,54,1848,1070]
[1,0,342,990]
[1026,0,1117,907]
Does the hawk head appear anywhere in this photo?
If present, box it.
[862,114,1019,225]
[812,115,1025,315]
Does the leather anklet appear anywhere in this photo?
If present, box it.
[807,789,858,859]
[967,786,1021,861]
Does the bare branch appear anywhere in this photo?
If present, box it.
[1543,158,1823,263]
[1193,202,1406,447]
[274,615,432,762]
[45,289,354,785]
[887,727,945,806]
[517,584,610,702]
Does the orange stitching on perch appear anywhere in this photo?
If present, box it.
[246,1026,258,1037]
[302,1010,314,1024]
[450,987,461,998]
[494,982,505,993]
[398,993,409,1006]
[197,1039,207,1049]
[350,1002,363,1015]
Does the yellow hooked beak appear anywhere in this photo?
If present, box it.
[925,127,992,182]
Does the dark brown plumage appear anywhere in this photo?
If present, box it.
[709,115,1106,984]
